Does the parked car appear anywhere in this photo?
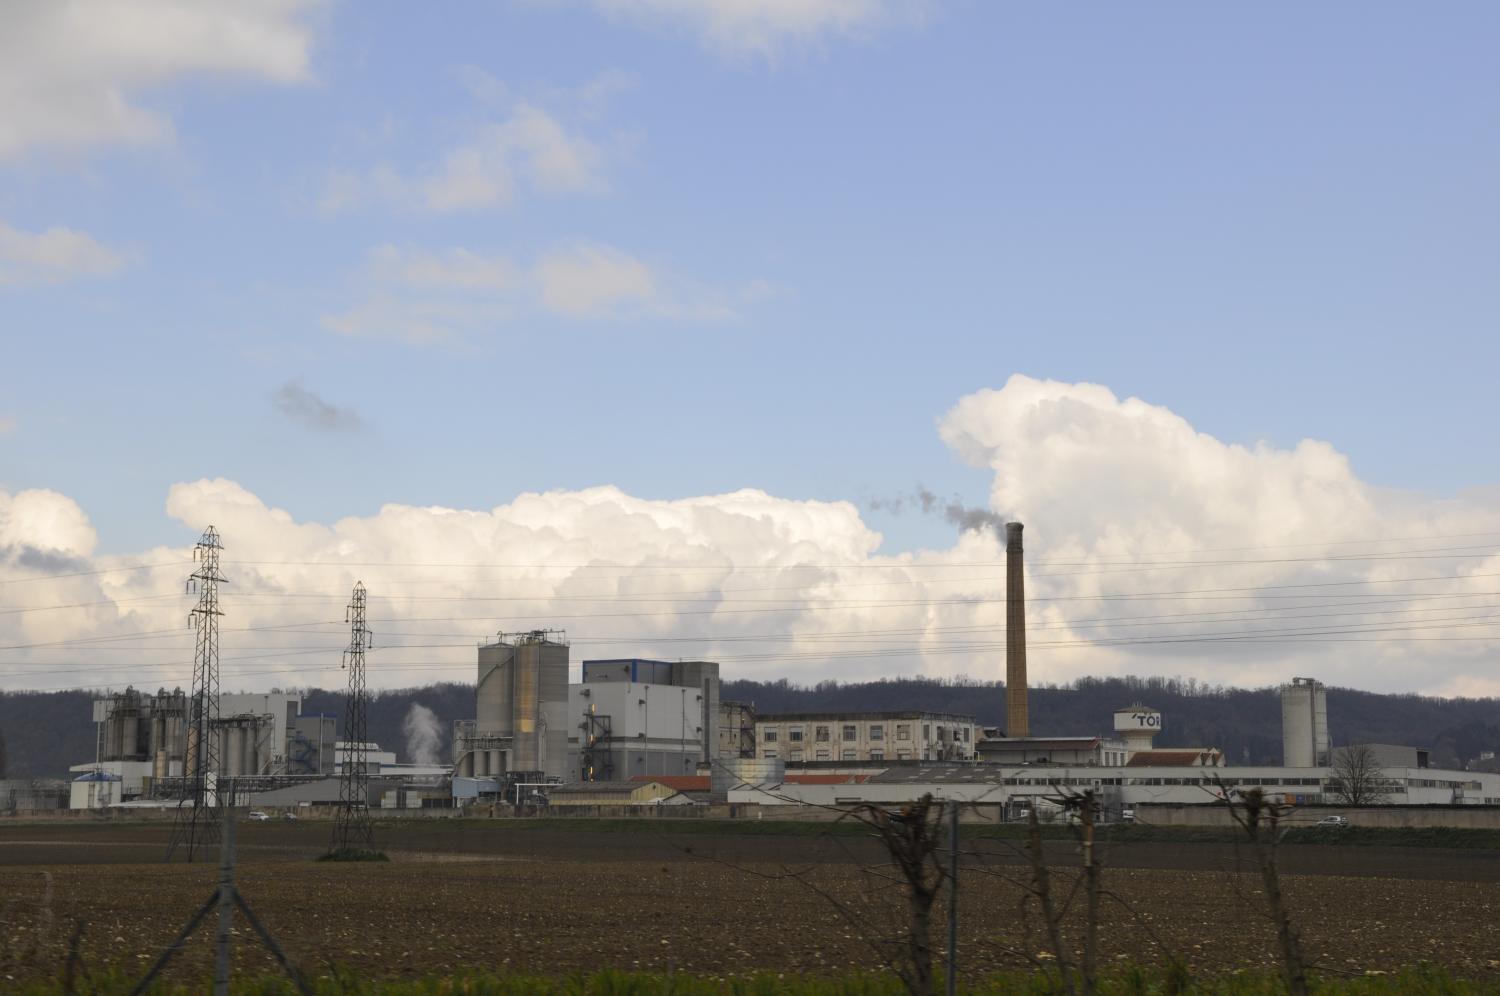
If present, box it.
[1120,808,1136,823]
[1316,815,1349,828]
[247,811,271,822]
[282,812,298,822]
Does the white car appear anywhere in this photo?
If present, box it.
[247,811,271,822]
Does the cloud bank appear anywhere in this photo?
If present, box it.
[3,376,1498,698]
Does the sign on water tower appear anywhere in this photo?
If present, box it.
[1114,707,1163,733]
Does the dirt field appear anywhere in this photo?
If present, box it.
[1,820,1497,987]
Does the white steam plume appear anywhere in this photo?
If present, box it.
[401,703,443,765]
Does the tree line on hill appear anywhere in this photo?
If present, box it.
[720,674,1500,769]
[2,674,1497,778]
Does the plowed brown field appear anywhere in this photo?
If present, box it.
[1,820,1496,987]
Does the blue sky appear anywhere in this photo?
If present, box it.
[3,2,1496,556]
[3,3,1500,696]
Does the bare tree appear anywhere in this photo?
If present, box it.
[855,795,952,996]
[1217,782,1309,996]
[681,789,958,996]
[1328,744,1392,806]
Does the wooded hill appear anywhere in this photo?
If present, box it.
[3,675,1496,778]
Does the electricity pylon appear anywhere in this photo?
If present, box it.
[167,526,226,862]
[331,581,374,852]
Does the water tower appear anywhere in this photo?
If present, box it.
[1114,704,1163,756]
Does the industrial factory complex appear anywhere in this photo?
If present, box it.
[35,520,1500,820]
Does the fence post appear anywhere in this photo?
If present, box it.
[947,800,959,996]
[214,809,235,995]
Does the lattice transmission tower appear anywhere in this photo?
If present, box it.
[331,581,374,852]
[167,525,226,862]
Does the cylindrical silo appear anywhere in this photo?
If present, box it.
[1281,678,1329,767]
[477,642,516,739]
[710,757,786,803]
[224,725,243,777]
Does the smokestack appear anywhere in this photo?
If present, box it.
[1005,521,1029,738]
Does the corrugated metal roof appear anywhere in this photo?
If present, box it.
[978,737,1100,749]
[758,711,977,723]
[868,764,1008,785]
[552,780,665,794]
[1125,751,1212,767]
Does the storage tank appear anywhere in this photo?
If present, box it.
[475,631,570,779]
[223,724,243,777]
[477,642,516,739]
[710,757,786,803]
[1281,677,1329,767]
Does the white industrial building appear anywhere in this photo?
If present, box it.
[568,659,722,780]
[728,761,1500,811]
[452,638,725,785]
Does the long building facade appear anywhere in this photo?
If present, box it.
[729,761,1500,811]
[754,711,980,763]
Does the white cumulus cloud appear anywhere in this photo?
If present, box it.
[0,0,320,161]
[0,219,130,286]
[2,377,1499,698]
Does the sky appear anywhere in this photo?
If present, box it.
[2,1,1499,699]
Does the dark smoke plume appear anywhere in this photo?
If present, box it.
[869,487,1006,538]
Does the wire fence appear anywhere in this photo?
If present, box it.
[2,797,1498,993]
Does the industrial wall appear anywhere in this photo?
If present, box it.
[569,678,714,780]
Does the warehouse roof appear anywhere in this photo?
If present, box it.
[1125,750,1218,767]
[979,737,1101,750]
[628,773,873,791]
[869,764,1008,785]
[550,780,670,795]
[757,711,977,723]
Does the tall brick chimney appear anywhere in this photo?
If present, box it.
[1005,521,1029,738]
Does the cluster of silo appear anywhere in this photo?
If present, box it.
[215,714,273,777]
[459,630,570,780]
[94,687,191,768]
[96,687,151,761]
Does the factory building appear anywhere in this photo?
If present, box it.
[568,659,721,780]
[2,779,69,813]
[286,713,338,775]
[70,687,306,803]
[754,711,980,763]
[1282,677,1331,767]
[453,630,571,781]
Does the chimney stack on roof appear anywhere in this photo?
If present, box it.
[1005,521,1029,738]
